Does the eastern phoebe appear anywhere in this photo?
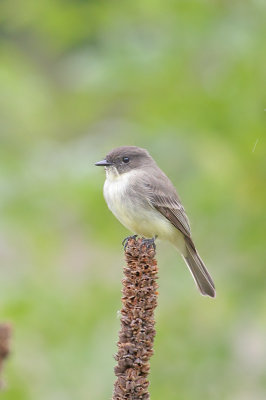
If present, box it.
[95,146,215,298]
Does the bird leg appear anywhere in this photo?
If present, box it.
[122,235,138,249]
[141,235,157,250]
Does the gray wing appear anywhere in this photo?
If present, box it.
[142,171,215,297]
[144,178,191,239]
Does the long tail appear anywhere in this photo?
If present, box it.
[183,236,216,298]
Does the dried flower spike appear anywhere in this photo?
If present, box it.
[113,237,158,400]
[0,324,12,389]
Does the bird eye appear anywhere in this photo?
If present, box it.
[122,157,130,163]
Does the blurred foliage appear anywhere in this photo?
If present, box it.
[0,0,265,399]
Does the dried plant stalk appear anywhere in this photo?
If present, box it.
[113,237,158,400]
[0,324,11,389]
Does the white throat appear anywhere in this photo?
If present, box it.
[105,166,120,181]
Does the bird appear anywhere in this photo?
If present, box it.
[95,146,215,298]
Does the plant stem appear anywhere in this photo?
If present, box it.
[113,237,158,400]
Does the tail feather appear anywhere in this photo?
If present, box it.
[183,237,215,298]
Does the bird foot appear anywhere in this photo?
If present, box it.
[122,235,138,249]
[141,236,157,250]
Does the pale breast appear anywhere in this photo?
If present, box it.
[103,169,177,239]
[103,170,138,229]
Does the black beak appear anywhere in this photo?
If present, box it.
[95,159,113,167]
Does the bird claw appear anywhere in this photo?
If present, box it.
[141,236,157,250]
[122,235,138,249]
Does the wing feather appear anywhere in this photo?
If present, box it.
[145,182,191,238]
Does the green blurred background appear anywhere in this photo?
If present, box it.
[0,1,265,399]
